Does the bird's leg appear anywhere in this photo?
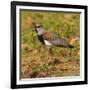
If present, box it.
[47,47,53,64]
[49,47,53,57]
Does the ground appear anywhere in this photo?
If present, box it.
[20,10,80,78]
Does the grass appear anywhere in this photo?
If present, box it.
[20,10,80,78]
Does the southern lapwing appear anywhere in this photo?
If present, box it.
[32,22,73,56]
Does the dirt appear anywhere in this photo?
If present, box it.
[21,59,80,79]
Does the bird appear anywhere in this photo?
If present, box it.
[32,22,73,56]
[32,22,73,47]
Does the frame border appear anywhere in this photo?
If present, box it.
[11,1,88,89]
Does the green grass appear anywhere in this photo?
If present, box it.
[20,10,80,78]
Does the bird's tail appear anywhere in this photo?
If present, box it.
[69,45,74,48]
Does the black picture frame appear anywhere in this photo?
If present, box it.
[11,1,88,89]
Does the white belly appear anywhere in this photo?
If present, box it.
[44,40,52,46]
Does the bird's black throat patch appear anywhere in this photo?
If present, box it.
[37,35,45,44]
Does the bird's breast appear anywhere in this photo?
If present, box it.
[38,35,52,46]
[38,35,45,44]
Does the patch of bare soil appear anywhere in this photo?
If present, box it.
[21,59,80,78]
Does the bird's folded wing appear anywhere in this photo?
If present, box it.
[43,31,69,47]
[43,31,59,41]
[50,38,69,47]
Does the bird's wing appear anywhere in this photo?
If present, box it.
[43,31,69,47]
[50,38,70,47]
[43,31,59,41]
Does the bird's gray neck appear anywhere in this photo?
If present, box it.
[37,28,46,35]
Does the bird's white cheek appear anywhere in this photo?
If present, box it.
[44,40,52,46]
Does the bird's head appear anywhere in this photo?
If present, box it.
[32,21,45,35]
